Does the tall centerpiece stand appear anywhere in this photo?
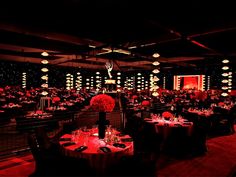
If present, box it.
[90,94,115,139]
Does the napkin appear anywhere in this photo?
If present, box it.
[121,138,133,142]
[99,146,111,153]
[113,143,126,148]
[74,146,88,152]
[59,138,71,141]
[174,124,182,127]
[62,142,76,147]
[117,133,126,137]
[183,122,192,125]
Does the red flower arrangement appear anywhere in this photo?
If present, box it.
[0,88,4,92]
[218,102,225,107]
[162,111,173,118]
[90,94,115,112]
[52,96,60,103]
[142,100,150,107]
[26,91,31,97]
[35,110,43,115]
[132,95,138,99]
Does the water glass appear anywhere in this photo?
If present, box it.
[83,134,89,146]
[71,131,76,142]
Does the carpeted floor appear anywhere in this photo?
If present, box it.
[156,130,236,177]
[1,127,236,177]
[1,101,236,177]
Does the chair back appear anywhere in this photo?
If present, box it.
[27,133,44,171]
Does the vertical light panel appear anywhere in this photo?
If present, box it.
[207,76,210,90]
[76,72,82,91]
[141,76,145,90]
[86,78,90,90]
[228,71,232,92]
[66,73,71,90]
[70,74,74,89]
[137,73,141,92]
[117,72,121,91]
[90,76,94,90]
[96,72,101,91]
[22,72,26,88]
[163,76,166,89]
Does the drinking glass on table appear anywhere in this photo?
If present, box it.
[83,134,89,146]
[71,131,76,142]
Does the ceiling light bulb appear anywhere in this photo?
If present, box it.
[222,73,228,77]
[153,53,160,58]
[41,60,49,64]
[41,68,49,72]
[152,61,160,66]
[152,92,159,97]
[222,80,228,83]
[222,66,229,70]
[152,69,160,74]
[41,52,49,57]
[222,59,229,63]
[41,91,48,96]
[221,92,228,97]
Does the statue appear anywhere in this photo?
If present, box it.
[105,61,113,79]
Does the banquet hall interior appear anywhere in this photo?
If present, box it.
[1,1,236,177]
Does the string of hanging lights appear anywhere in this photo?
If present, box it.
[221,59,229,97]
[151,53,160,96]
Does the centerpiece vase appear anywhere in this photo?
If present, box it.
[98,112,107,139]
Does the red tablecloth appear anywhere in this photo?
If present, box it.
[59,129,133,174]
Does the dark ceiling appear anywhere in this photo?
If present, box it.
[0,0,235,72]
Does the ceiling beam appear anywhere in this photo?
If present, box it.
[0,23,104,47]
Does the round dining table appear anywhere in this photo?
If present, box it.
[59,128,133,174]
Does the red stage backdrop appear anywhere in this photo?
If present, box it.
[173,75,205,90]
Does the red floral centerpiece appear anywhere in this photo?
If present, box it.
[141,100,150,107]
[218,102,225,107]
[90,94,115,112]
[52,96,60,103]
[35,110,43,115]
[52,96,61,108]
[90,94,115,139]
[162,111,173,119]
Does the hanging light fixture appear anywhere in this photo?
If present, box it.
[152,69,160,74]
[152,92,159,97]
[222,59,229,63]
[221,92,228,97]
[153,53,160,58]
[41,91,48,96]
[152,61,160,66]
[41,60,49,64]
[41,51,49,57]
[222,73,229,77]
[222,66,229,70]
[41,68,49,72]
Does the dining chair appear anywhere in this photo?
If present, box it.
[28,128,93,177]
